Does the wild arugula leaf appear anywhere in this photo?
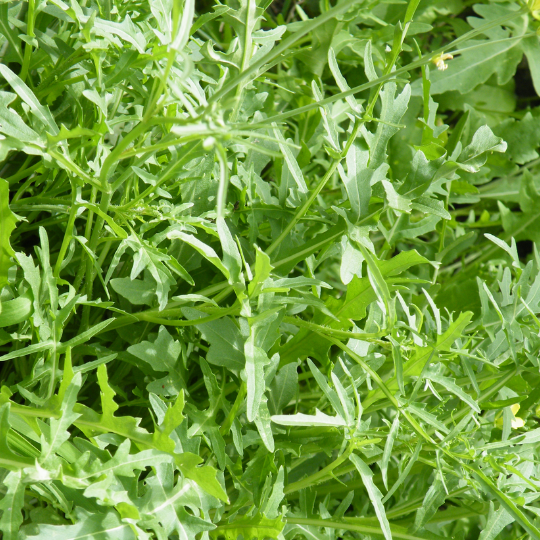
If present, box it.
[25,509,136,540]
[0,471,24,540]
[127,326,186,395]
[0,178,18,290]
[1,0,540,537]
[426,4,529,96]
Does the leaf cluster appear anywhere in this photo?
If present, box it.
[1,0,540,539]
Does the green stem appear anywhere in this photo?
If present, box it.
[79,120,149,315]
[53,189,79,278]
[229,0,256,122]
[6,158,37,186]
[100,124,148,189]
[73,187,98,292]
[263,2,413,257]
[97,305,239,334]
[143,50,176,124]
[265,118,362,256]
[118,132,207,160]
[245,8,527,129]
[282,316,387,343]
[47,150,102,190]
[283,517,428,540]
[215,143,229,220]
[284,445,355,494]
[220,382,247,436]
[20,0,35,82]
[206,0,361,106]
[119,141,202,210]
[319,333,439,448]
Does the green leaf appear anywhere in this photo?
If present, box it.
[407,402,449,434]
[72,439,171,483]
[263,467,285,519]
[478,502,514,540]
[248,246,273,298]
[383,442,423,504]
[110,276,156,306]
[0,92,41,143]
[389,337,404,395]
[93,16,147,53]
[245,316,273,422]
[522,35,540,96]
[0,65,58,135]
[428,39,523,95]
[217,217,246,292]
[426,4,526,95]
[328,47,362,114]
[425,369,481,413]
[363,311,473,408]
[141,465,216,537]
[308,359,347,421]
[468,464,540,539]
[167,230,230,281]
[0,471,25,540]
[381,414,400,490]
[40,372,82,467]
[127,326,186,395]
[455,125,507,172]
[411,474,447,532]
[267,362,298,415]
[481,396,526,410]
[211,514,285,540]
[182,308,245,371]
[27,510,136,540]
[0,178,18,290]
[271,408,347,427]
[341,250,430,320]
[15,251,47,335]
[493,111,540,164]
[86,365,227,502]
[365,83,411,169]
[0,403,34,469]
[279,250,430,365]
[272,125,308,194]
[339,141,373,221]
[0,295,32,327]
[349,453,392,540]
[254,397,275,452]
[0,5,23,64]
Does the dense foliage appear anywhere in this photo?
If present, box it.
[1,0,540,538]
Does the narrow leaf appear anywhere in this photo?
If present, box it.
[350,453,393,540]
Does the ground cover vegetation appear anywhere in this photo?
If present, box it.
[1,0,540,537]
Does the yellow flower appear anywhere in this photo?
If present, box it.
[530,0,540,19]
[495,404,525,429]
[431,53,454,71]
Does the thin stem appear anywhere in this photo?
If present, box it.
[265,118,361,256]
[97,305,239,334]
[243,8,527,129]
[215,143,229,220]
[283,517,430,540]
[282,315,387,343]
[229,0,256,123]
[220,382,247,436]
[20,0,35,82]
[53,189,79,278]
[206,0,361,106]
[284,439,380,494]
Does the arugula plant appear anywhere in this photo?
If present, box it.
[1,0,540,538]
